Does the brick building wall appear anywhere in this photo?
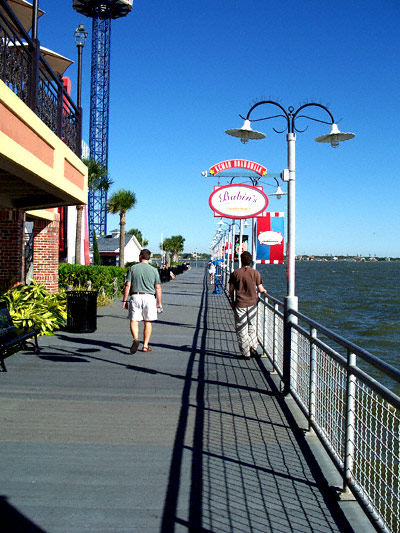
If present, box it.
[0,210,60,294]
[0,209,25,289]
[32,217,60,294]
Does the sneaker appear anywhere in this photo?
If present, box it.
[130,339,140,354]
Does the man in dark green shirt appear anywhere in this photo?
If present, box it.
[123,249,162,353]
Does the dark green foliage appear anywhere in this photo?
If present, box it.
[59,264,128,296]
[162,235,185,264]
[93,232,101,265]
[124,261,139,269]
[127,228,148,247]
[124,261,158,270]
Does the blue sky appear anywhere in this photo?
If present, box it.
[38,0,400,257]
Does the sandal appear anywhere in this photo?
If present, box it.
[142,346,153,352]
[130,339,140,354]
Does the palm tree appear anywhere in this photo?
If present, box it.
[107,189,137,268]
[127,228,148,248]
[162,235,185,266]
[75,158,112,265]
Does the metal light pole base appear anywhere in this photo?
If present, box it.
[213,275,224,294]
[282,295,298,395]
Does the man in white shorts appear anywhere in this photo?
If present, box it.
[122,249,162,353]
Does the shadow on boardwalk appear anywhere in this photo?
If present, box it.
[160,272,357,533]
[0,268,368,532]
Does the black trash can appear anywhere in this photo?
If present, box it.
[66,291,98,333]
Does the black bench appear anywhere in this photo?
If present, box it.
[0,302,40,371]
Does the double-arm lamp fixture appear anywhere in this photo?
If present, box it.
[225,100,355,393]
[225,100,355,298]
[226,102,355,147]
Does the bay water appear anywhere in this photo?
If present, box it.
[258,261,400,393]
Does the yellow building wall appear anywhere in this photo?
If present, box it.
[0,80,88,213]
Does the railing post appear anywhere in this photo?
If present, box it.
[256,299,259,341]
[257,297,267,354]
[309,327,317,432]
[27,38,40,112]
[272,302,277,367]
[343,349,356,494]
[264,298,268,359]
[56,80,63,138]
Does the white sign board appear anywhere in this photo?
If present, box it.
[209,184,269,219]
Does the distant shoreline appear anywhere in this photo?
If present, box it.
[296,256,399,262]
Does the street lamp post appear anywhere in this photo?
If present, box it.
[230,220,243,274]
[74,24,88,109]
[226,101,354,393]
[73,23,88,264]
[239,218,243,263]
[218,218,236,275]
[231,220,236,272]
[31,0,39,39]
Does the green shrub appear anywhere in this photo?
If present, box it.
[59,264,128,297]
[0,281,67,336]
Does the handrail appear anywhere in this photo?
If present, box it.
[291,306,400,383]
[215,262,399,530]
[258,291,400,386]
[257,292,400,533]
[291,319,400,408]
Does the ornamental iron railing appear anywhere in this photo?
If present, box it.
[0,1,81,156]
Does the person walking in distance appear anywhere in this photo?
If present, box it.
[208,259,216,284]
[123,249,162,353]
[229,251,267,359]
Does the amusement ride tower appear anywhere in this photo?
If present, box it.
[73,0,133,240]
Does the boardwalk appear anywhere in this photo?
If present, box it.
[0,268,371,532]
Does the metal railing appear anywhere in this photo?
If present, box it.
[257,293,400,533]
[0,0,81,156]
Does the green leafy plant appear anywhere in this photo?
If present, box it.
[0,281,67,336]
[59,264,128,298]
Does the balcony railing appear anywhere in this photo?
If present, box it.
[0,0,81,156]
